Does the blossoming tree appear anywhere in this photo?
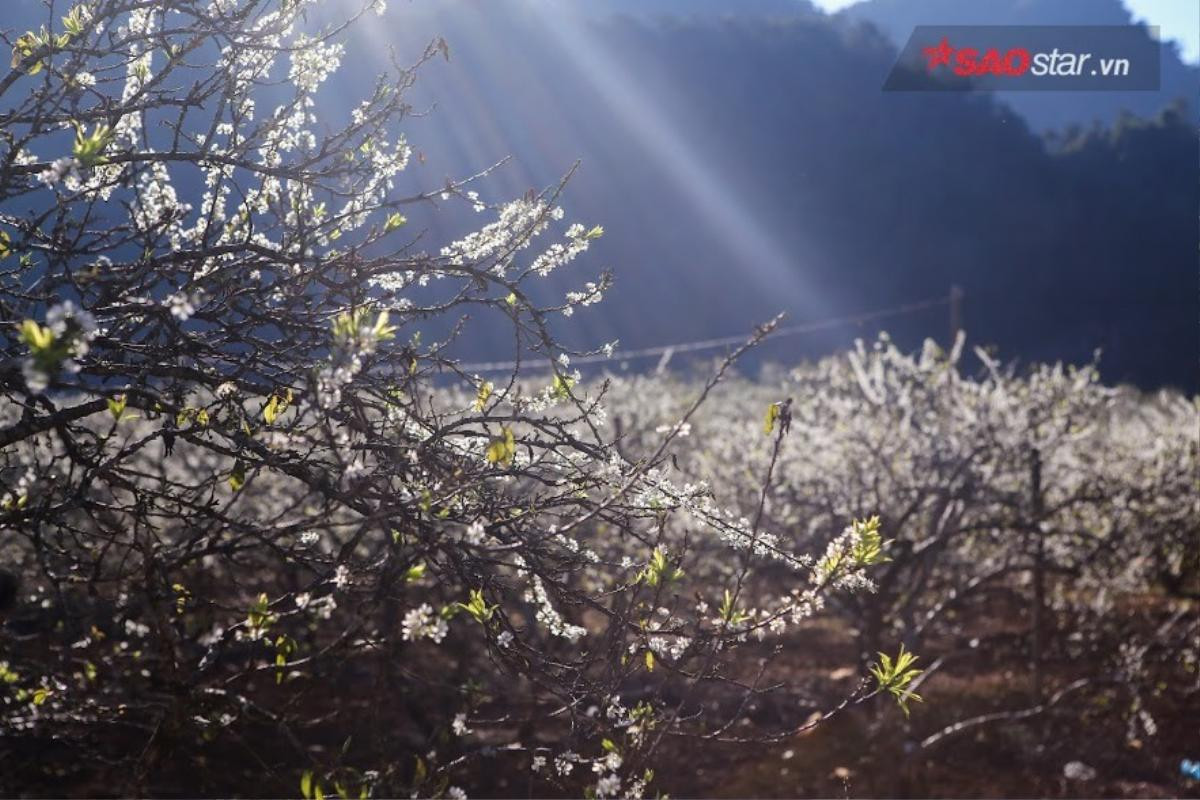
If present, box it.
[0,2,902,795]
[602,336,1198,783]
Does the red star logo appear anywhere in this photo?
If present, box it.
[922,37,954,72]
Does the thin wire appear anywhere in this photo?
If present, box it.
[456,294,952,374]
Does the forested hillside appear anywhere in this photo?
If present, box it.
[327,1,1200,389]
[3,0,1195,388]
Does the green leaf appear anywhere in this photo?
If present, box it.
[763,402,780,436]
[62,6,88,37]
[474,380,493,412]
[263,389,292,425]
[274,635,296,683]
[551,373,574,401]
[72,121,115,168]
[384,212,407,233]
[176,406,208,428]
[455,588,498,624]
[107,394,128,421]
[263,395,281,425]
[173,583,190,615]
[331,307,394,345]
[486,426,516,467]
[718,588,748,625]
[246,592,275,633]
[850,516,890,567]
[228,459,246,492]
[19,319,55,352]
[12,29,53,73]
[638,548,683,588]
[301,771,314,799]
[870,644,924,717]
[413,755,427,784]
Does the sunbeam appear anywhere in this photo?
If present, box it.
[524,3,829,321]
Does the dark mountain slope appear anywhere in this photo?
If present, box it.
[354,4,1196,388]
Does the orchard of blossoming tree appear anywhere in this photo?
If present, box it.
[0,1,1196,798]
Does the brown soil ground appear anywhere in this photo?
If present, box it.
[2,593,1196,798]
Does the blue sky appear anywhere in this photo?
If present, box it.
[811,0,1200,63]
[1125,0,1200,62]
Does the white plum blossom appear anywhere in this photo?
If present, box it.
[289,35,344,93]
[526,576,586,642]
[167,291,197,321]
[46,301,98,344]
[341,460,369,486]
[401,604,448,643]
[1063,761,1097,781]
[654,422,691,437]
[332,564,351,590]
[595,773,621,798]
[529,222,599,277]
[22,301,100,391]
[311,596,337,621]
[596,752,621,773]
[463,519,487,545]
[38,157,81,187]
[438,199,559,270]
[563,281,604,316]
[124,619,150,638]
[647,635,689,660]
[132,162,192,245]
